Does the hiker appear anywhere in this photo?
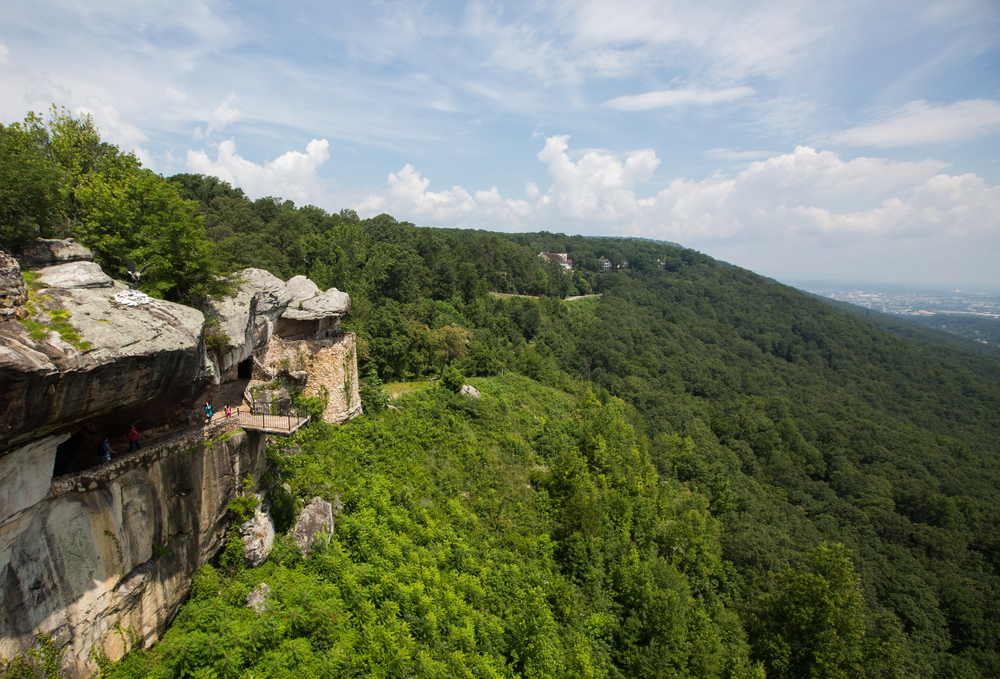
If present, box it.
[325,329,329,339]
[205,401,213,422]
[102,437,112,464]
[224,403,232,419]
[128,425,140,452]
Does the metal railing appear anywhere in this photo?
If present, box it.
[236,408,310,433]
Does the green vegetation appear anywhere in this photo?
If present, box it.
[102,378,766,678]
[202,317,231,355]
[87,192,998,677]
[0,630,66,679]
[0,108,231,303]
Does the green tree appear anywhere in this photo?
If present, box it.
[75,151,229,302]
[750,543,867,679]
[0,114,66,243]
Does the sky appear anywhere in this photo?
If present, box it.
[2,0,999,289]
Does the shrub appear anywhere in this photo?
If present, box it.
[360,373,390,413]
[442,363,464,393]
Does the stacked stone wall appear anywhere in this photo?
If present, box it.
[0,251,28,319]
[260,333,362,424]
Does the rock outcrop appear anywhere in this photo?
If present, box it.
[460,384,482,398]
[0,240,361,676]
[238,498,275,568]
[246,582,271,614]
[204,268,350,380]
[16,239,94,268]
[0,428,268,677]
[0,279,213,451]
[292,497,335,554]
[36,261,114,289]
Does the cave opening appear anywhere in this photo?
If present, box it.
[53,429,103,478]
[238,357,253,380]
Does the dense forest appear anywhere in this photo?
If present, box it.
[3,110,999,679]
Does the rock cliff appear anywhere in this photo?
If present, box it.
[0,425,267,676]
[0,241,360,675]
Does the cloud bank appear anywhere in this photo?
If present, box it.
[356,135,996,244]
[186,138,331,205]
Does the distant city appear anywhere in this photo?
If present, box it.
[784,280,1000,347]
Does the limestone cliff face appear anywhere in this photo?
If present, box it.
[0,425,267,677]
[0,242,360,675]
[0,280,214,451]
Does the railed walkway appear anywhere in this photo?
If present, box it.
[236,410,311,435]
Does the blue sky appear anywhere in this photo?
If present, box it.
[2,0,998,288]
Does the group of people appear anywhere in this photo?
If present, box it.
[102,401,237,465]
[205,402,235,422]
[102,425,140,463]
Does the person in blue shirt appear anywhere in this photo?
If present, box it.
[205,402,213,422]
[102,437,112,463]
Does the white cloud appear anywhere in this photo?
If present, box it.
[206,92,240,135]
[186,138,331,205]
[355,164,532,226]
[562,0,832,81]
[832,99,1000,147]
[355,136,998,253]
[604,87,754,111]
[536,134,661,220]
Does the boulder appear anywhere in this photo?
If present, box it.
[238,498,275,568]
[203,282,257,374]
[17,239,94,268]
[246,583,272,614]
[460,384,482,398]
[273,388,292,414]
[36,261,114,289]
[280,287,351,321]
[240,268,292,316]
[284,275,320,303]
[292,497,334,554]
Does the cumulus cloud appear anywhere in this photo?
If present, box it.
[604,87,754,111]
[186,138,331,204]
[536,135,660,220]
[832,99,1000,147]
[356,164,532,226]
[355,135,999,251]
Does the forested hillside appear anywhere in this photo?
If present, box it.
[166,173,1000,679]
[3,112,998,678]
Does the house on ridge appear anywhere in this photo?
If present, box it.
[539,252,573,270]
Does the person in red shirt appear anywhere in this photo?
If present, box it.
[128,426,140,453]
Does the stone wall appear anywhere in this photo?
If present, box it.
[0,423,267,677]
[0,251,27,320]
[260,333,362,424]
